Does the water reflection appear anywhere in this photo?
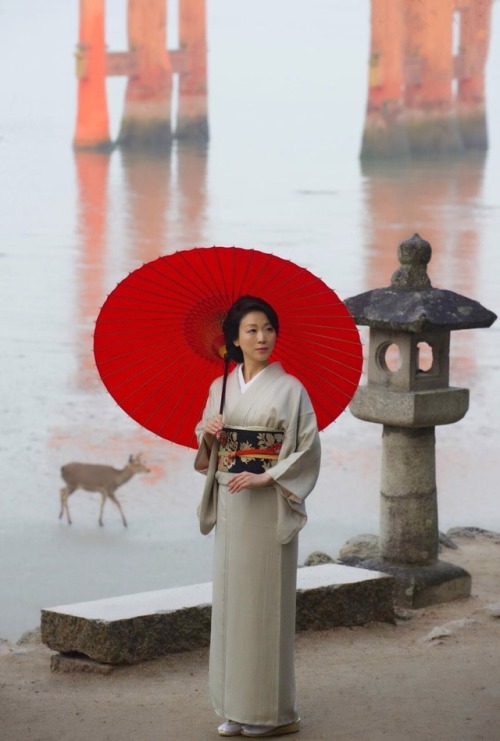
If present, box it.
[174,143,208,247]
[120,150,173,264]
[74,142,209,390]
[360,154,488,376]
[74,151,111,390]
[360,154,486,293]
[73,146,491,397]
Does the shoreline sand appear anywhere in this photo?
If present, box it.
[1,533,499,740]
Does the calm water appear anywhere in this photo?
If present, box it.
[1,1,499,641]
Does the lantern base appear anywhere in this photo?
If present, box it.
[350,385,469,428]
[353,558,471,609]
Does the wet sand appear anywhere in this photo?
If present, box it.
[1,533,499,740]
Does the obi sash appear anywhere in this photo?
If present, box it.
[217,425,284,474]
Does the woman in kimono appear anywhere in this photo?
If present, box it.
[195,295,321,738]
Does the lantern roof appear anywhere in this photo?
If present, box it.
[345,234,497,333]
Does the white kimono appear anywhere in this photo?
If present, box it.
[195,362,321,727]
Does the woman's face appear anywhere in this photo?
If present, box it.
[234,311,277,367]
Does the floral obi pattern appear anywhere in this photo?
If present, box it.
[217,426,284,474]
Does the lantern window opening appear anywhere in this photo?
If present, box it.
[377,342,401,373]
[416,340,436,375]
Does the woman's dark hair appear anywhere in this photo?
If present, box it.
[222,295,279,363]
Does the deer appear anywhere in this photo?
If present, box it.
[59,454,150,527]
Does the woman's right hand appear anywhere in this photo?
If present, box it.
[204,414,224,438]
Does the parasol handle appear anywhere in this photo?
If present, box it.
[219,353,230,416]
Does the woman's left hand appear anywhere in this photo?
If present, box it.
[227,471,273,493]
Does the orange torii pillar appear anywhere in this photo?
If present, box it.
[73,0,112,150]
[174,0,209,141]
[117,0,173,149]
[401,0,464,155]
[360,0,407,159]
[455,0,493,150]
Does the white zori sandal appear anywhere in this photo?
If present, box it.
[241,719,301,737]
[218,720,244,736]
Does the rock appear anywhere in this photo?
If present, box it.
[0,639,15,655]
[438,532,458,550]
[423,626,453,642]
[17,627,42,645]
[338,534,380,561]
[444,618,477,630]
[446,527,476,539]
[338,555,364,566]
[423,618,477,642]
[303,551,335,566]
[483,603,500,618]
[394,607,416,621]
[446,527,500,541]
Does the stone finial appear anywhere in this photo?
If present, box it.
[391,233,432,289]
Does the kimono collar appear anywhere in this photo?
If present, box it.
[237,363,271,392]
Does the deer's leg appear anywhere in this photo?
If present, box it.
[98,491,106,527]
[60,486,73,525]
[109,493,128,528]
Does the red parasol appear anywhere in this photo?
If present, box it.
[94,246,363,448]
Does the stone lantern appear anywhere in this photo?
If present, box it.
[345,233,496,607]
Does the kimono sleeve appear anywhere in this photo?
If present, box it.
[194,376,224,535]
[268,383,321,543]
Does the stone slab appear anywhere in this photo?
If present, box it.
[354,558,471,609]
[41,564,394,664]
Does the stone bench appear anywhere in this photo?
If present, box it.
[41,563,394,664]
